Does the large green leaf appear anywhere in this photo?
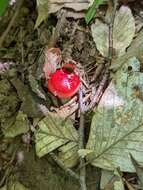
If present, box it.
[35,115,79,167]
[91,6,135,57]
[35,0,49,28]
[0,0,9,17]
[86,57,143,172]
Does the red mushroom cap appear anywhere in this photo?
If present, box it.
[47,65,80,99]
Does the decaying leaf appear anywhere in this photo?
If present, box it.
[43,48,61,80]
[86,57,143,172]
[100,169,124,190]
[48,0,93,14]
[0,79,20,120]
[35,0,94,26]
[0,180,29,190]
[3,111,29,138]
[29,74,47,100]
[35,115,79,167]
[49,101,78,120]
[130,154,143,189]
[10,78,50,118]
[91,6,135,57]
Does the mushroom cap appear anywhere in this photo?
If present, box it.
[47,68,80,99]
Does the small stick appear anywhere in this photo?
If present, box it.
[79,88,87,190]
[0,149,17,186]
[0,0,24,48]
[108,0,118,63]
[91,63,104,82]
[85,73,108,111]
[49,152,80,181]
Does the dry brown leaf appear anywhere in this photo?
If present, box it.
[49,99,78,120]
[35,0,93,27]
[48,0,94,18]
[49,0,92,14]
[43,48,61,80]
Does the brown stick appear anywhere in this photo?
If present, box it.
[91,63,104,82]
[108,0,118,63]
[79,88,87,190]
[85,73,108,111]
[49,152,80,180]
[0,0,24,48]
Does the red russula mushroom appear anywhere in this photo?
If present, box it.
[47,64,80,99]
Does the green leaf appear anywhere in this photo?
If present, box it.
[0,0,9,17]
[85,0,106,24]
[86,57,143,172]
[91,6,135,57]
[35,0,49,28]
[35,115,79,167]
[3,111,29,138]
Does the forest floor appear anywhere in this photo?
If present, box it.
[0,0,143,190]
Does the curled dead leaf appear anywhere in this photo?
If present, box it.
[43,48,61,80]
[35,0,93,27]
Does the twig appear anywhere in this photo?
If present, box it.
[0,149,17,186]
[49,152,80,181]
[79,88,87,190]
[0,0,24,48]
[108,0,118,63]
[91,63,104,82]
[85,73,108,111]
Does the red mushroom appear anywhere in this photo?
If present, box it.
[47,63,80,99]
